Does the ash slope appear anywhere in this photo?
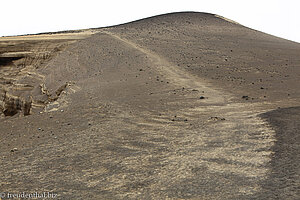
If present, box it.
[1,12,300,199]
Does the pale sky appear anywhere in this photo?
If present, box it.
[1,0,300,43]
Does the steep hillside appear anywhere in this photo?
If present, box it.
[0,12,299,199]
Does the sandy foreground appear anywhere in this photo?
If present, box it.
[0,12,300,199]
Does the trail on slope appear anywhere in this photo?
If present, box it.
[101,30,227,105]
[97,30,276,198]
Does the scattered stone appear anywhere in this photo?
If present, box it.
[11,148,18,152]
[209,117,225,121]
[242,96,249,100]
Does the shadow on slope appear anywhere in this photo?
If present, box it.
[256,106,300,199]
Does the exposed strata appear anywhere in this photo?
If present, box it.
[0,30,96,116]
